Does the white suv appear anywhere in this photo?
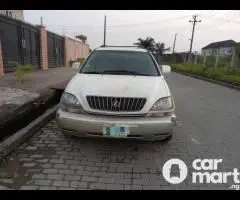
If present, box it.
[56,46,177,142]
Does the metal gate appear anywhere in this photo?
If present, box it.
[47,31,64,68]
[0,14,40,73]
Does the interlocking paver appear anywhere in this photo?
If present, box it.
[1,73,240,190]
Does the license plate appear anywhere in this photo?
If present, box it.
[102,125,130,137]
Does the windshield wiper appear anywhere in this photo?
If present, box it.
[102,70,151,76]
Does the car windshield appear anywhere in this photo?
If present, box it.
[80,50,160,76]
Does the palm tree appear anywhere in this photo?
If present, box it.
[154,42,171,55]
[134,37,155,52]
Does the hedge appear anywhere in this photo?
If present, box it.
[170,64,240,85]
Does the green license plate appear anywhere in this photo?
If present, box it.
[102,125,130,137]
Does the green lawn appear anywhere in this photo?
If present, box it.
[170,63,240,85]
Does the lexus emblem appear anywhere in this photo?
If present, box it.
[112,100,120,107]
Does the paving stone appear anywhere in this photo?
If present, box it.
[38,186,57,190]
[43,169,58,174]
[89,183,106,190]
[106,184,124,190]
[20,185,39,190]
[32,174,47,179]
[47,174,64,181]
[35,180,52,186]
[23,163,37,167]
[59,169,74,175]
[70,181,88,189]
[99,177,115,184]
[82,176,98,183]
[64,175,81,181]
[53,181,69,187]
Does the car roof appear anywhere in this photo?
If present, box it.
[96,46,148,52]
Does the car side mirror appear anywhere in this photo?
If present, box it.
[161,65,171,74]
[71,62,81,72]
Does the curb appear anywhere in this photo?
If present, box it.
[0,104,58,162]
[172,70,240,91]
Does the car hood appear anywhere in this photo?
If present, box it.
[65,73,171,114]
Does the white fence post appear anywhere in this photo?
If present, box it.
[194,54,198,64]
[203,55,207,66]
[231,47,235,67]
[215,54,219,68]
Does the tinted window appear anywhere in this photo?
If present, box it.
[80,50,160,76]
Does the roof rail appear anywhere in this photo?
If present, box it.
[100,45,143,48]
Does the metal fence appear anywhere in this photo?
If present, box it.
[0,14,65,73]
[0,14,40,73]
[47,31,64,68]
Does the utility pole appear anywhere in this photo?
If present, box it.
[40,17,43,26]
[188,15,201,63]
[172,33,177,54]
[103,15,107,46]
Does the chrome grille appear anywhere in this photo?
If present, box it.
[86,96,146,112]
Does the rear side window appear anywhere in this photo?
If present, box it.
[80,50,160,76]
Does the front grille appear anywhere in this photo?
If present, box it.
[86,96,146,112]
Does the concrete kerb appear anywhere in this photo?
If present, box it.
[0,104,58,163]
[172,70,240,92]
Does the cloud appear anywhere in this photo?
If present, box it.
[24,10,240,52]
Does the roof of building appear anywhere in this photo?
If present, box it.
[202,40,238,50]
[96,46,147,52]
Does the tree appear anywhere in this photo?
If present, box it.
[134,37,155,52]
[76,34,87,43]
[154,42,171,55]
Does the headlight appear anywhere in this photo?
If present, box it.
[146,96,174,117]
[60,92,85,113]
[150,96,173,111]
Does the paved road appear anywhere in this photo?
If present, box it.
[1,72,240,190]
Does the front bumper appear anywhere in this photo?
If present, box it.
[56,109,177,141]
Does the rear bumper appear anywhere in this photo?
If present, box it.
[56,109,177,141]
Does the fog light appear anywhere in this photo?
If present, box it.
[146,112,172,117]
[171,116,177,123]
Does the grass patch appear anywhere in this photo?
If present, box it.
[8,61,33,83]
[170,63,240,85]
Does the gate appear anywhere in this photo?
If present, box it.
[47,31,64,68]
[0,14,40,73]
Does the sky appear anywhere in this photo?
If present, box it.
[24,10,240,53]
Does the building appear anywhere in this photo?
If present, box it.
[65,37,90,67]
[0,10,24,21]
[201,40,238,57]
[0,13,90,76]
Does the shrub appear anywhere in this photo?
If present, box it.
[170,63,240,85]
[9,61,33,83]
[77,58,85,64]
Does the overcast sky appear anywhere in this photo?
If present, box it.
[24,10,240,53]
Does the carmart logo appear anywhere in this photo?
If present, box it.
[162,159,188,184]
[162,158,240,189]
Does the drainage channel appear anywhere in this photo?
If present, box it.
[0,89,64,142]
